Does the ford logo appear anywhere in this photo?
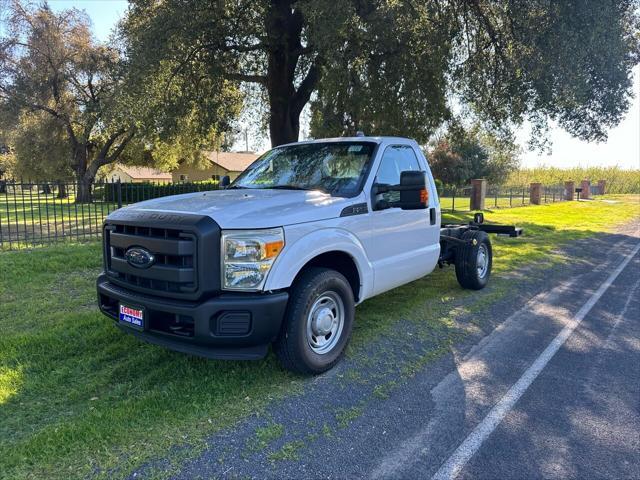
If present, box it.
[125,247,155,269]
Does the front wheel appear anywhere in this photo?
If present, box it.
[274,267,355,374]
[455,230,492,290]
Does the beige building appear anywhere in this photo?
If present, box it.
[171,151,259,183]
[108,165,172,183]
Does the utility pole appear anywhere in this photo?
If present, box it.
[244,129,249,152]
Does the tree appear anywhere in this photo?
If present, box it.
[428,123,520,187]
[0,2,135,202]
[2,109,74,196]
[123,0,639,148]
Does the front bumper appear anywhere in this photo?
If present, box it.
[97,274,288,360]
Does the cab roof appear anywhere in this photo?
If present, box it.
[278,136,417,147]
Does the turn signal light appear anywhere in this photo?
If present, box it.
[420,188,429,204]
[265,240,284,259]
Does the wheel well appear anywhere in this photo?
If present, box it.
[296,251,361,302]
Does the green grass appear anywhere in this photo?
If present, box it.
[1,195,639,479]
[267,440,305,462]
[0,192,114,223]
[246,423,285,452]
[0,192,115,248]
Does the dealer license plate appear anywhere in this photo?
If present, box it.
[119,304,145,330]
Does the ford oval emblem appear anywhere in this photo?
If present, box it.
[125,247,155,269]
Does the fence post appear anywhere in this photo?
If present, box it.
[530,182,542,205]
[597,180,606,195]
[564,181,575,200]
[580,179,591,199]
[470,179,487,211]
[117,179,122,209]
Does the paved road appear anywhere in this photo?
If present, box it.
[134,225,640,480]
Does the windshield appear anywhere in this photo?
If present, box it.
[231,142,376,197]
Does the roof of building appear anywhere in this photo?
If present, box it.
[204,151,259,172]
[114,165,172,181]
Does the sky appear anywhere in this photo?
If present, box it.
[47,0,640,169]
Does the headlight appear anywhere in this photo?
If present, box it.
[221,228,285,291]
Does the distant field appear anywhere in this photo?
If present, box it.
[507,166,640,194]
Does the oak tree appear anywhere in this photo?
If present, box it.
[123,0,639,148]
[0,2,135,201]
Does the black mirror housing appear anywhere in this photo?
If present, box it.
[373,170,428,210]
[220,175,231,188]
[398,171,427,209]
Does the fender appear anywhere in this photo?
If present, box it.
[264,227,375,303]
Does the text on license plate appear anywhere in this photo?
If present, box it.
[119,305,143,328]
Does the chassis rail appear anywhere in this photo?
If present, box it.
[438,213,522,265]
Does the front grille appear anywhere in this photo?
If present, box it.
[102,211,220,300]
[107,224,197,293]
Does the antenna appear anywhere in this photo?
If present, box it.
[355,131,366,137]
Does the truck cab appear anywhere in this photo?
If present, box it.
[98,136,494,374]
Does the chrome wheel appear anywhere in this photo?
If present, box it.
[477,243,489,278]
[306,291,345,355]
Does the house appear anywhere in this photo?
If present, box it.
[171,151,259,183]
[108,165,172,183]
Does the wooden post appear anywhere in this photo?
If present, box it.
[564,181,575,200]
[470,179,487,211]
[530,182,542,205]
[580,179,591,199]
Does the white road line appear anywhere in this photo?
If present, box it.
[432,241,640,480]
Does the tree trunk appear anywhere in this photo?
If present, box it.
[56,181,68,199]
[268,92,299,146]
[72,143,91,203]
[76,177,93,203]
[265,2,318,147]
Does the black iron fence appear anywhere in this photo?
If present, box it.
[439,184,567,213]
[0,179,219,250]
[0,178,590,250]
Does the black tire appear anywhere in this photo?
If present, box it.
[454,230,492,290]
[274,267,355,375]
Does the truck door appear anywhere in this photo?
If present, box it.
[364,144,440,295]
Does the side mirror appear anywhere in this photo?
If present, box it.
[220,175,230,188]
[373,170,429,210]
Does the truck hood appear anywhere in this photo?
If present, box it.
[114,188,354,228]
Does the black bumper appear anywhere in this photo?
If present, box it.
[97,274,288,360]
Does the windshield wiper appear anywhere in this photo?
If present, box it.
[226,185,248,189]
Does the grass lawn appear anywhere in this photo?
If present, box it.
[0,192,116,248]
[1,195,638,479]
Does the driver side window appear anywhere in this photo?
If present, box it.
[375,145,421,202]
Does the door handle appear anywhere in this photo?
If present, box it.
[429,207,437,225]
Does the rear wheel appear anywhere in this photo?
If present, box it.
[274,267,355,374]
[455,230,492,290]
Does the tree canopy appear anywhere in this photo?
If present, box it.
[0,1,135,200]
[428,122,521,187]
[122,0,639,148]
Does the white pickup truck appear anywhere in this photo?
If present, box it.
[97,136,521,374]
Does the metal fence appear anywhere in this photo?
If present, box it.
[0,179,219,250]
[439,184,567,213]
[0,178,581,250]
